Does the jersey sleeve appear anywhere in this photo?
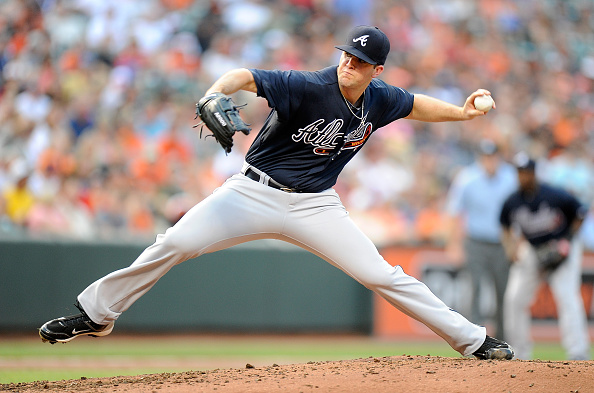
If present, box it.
[249,69,305,120]
[373,82,414,127]
[559,189,587,223]
[499,197,513,228]
[390,86,415,119]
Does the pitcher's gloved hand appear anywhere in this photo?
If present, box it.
[194,92,251,154]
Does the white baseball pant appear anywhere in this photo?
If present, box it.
[78,172,486,356]
[504,239,591,359]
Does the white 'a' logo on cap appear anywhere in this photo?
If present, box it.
[353,35,369,46]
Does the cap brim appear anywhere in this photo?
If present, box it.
[335,45,378,65]
[516,165,535,171]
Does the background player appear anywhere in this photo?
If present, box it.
[500,152,591,360]
[39,26,513,360]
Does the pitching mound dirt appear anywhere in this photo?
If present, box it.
[2,355,592,393]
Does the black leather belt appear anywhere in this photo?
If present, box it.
[243,167,299,193]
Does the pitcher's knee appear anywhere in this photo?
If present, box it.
[158,227,200,256]
[356,266,399,291]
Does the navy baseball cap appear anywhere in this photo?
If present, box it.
[478,139,498,155]
[513,152,536,171]
[335,25,390,65]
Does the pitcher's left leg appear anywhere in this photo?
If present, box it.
[283,190,486,356]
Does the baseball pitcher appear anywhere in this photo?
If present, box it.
[40,26,513,361]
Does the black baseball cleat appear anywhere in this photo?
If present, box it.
[39,302,114,344]
[473,335,514,360]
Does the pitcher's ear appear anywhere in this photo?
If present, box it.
[372,65,384,78]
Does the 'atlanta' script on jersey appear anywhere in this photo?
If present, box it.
[292,114,372,155]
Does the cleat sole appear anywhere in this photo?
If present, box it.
[477,348,514,360]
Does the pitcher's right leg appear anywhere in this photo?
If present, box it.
[40,175,287,342]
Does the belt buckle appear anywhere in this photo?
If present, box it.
[280,186,297,193]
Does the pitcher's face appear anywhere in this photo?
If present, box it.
[337,52,383,90]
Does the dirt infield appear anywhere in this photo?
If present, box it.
[2,355,592,393]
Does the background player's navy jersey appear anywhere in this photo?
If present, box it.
[246,66,414,192]
[499,184,586,246]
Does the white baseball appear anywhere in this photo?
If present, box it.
[474,94,494,112]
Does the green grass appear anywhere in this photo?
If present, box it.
[0,334,574,384]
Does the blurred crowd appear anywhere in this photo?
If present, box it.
[1,0,594,247]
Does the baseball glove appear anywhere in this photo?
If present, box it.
[534,238,570,272]
[193,92,251,154]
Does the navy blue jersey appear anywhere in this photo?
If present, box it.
[245,66,414,192]
[499,184,586,246]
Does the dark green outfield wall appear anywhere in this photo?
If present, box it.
[0,239,372,333]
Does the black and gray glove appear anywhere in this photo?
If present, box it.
[534,238,570,272]
[194,92,251,154]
